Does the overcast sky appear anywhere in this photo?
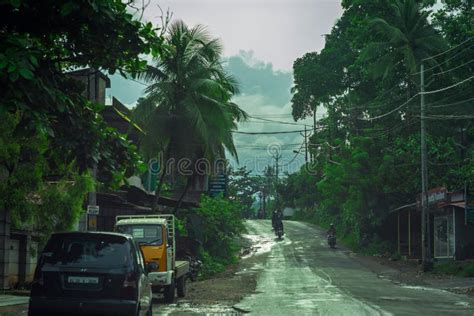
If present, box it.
[143,0,342,71]
[110,0,343,175]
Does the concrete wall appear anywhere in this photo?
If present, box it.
[0,211,39,289]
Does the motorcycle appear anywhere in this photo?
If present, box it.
[186,256,202,282]
[274,223,284,240]
[327,234,336,248]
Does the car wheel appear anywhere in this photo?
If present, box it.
[27,308,39,316]
[163,281,175,303]
[146,301,153,316]
[177,277,186,297]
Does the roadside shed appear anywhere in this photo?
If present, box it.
[387,187,474,261]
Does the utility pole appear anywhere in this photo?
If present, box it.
[300,125,309,163]
[272,150,282,181]
[420,62,432,271]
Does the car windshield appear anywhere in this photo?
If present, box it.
[40,234,132,269]
[116,224,163,246]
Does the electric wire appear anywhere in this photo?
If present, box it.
[232,129,307,135]
[428,96,474,109]
[358,93,419,121]
[422,37,473,62]
[431,59,474,77]
[245,116,310,126]
[421,76,474,95]
[411,43,474,76]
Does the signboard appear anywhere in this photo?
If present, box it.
[88,215,97,231]
[465,182,474,225]
[428,188,447,204]
[417,187,447,209]
[87,205,100,215]
[208,173,227,197]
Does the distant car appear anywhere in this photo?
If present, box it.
[28,231,155,316]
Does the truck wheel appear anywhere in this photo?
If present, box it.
[146,301,153,316]
[177,277,186,297]
[163,282,175,303]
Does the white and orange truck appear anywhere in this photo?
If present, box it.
[115,215,190,303]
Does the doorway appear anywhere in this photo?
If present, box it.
[434,213,455,258]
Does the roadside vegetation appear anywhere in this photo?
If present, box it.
[0,0,159,243]
[276,0,473,253]
[433,262,474,278]
[191,195,245,277]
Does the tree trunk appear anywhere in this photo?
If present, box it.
[173,174,196,213]
[152,144,172,212]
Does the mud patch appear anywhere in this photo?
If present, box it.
[162,231,272,315]
[159,302,241,315]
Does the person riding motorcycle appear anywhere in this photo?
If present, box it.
[272,209,284,235]
[327,223,336,237]
[327,223,336,247]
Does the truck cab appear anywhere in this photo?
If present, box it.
[115,215,189,303]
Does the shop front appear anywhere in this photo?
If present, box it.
[389,187,474,261]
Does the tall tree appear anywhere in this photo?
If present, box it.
[137,21,247,211]
[0,0,159,236]
[361,0,447,84]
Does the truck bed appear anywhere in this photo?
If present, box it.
[175,261,190,278]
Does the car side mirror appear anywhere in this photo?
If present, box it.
[146,261,158,273]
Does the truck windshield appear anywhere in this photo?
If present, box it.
[116,225,163,246]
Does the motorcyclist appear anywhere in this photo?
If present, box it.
[272,209,284,235]
[327,223,336,237]
[271,210,278,230]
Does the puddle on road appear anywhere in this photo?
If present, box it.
[240,234,277,258]
[159,302,241,315]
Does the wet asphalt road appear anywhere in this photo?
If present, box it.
[234,220,474,315]
[3,220,474,316]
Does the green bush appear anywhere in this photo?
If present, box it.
[193,194,244,278]
[434,262,474,277]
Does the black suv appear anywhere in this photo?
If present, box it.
[28,232,155,316]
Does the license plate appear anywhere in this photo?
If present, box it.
[67,276,99,284]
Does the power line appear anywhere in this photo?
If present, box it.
[280,142,305,167]
[422,37,473,62]
[421,76,474,95]
[431,59,474,77]
[358,93,419,121]
[411,43,474,76]
[429,96,474,109]
[246,117,309,126]
[236,147,303,151]
[235,143,302,147]
[345,83,406,111]
[232,129,307,135]
[359,75,474,121]
[418,115,474,120]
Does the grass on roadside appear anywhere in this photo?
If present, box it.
[433,262,474,277]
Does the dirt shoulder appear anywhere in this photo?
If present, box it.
[184,235,269,306]
[352,253,474,295]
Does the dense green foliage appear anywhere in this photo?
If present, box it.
[227,166,260,217]
[192,195,245,277]
[1,0,160,237]
[284,0,474,250]
[433,261,474,278]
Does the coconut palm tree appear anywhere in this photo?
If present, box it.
[136,21,247,211]
[361,0,447,84]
